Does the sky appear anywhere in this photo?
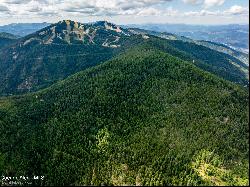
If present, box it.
[0,0,249,25]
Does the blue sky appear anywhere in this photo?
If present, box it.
[0,0,249,25]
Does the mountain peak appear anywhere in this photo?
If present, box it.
[17,20,134,47]
[51,20,122,34]
[14,20,152,50]
[93,20,110,26]
[93,20,116,27]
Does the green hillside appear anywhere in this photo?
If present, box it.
[165,40,248,82]
[194,40,249,66]
[0,32,18,50]
[0,45,248,186]
[129,28,249,65]
[130,28,249,82]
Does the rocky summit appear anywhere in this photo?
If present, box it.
[20,20,136,47]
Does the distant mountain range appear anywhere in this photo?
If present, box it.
[125,23,249,53]
[0,22,50,37]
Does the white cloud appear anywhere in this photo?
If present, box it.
[203,0,225,8]
[184,9,218,16]
[2,0,32,4]
[224,5,249,15]
[0,4,9,11]
[0,0,248,25]
[58,0,174,15]
[133,7,177,16]
[137,7,162,16]
[0,0,241,18]
[183,0,225,8]
[182,0,202,5]
[184,5,249,17]
[0,0,175,17]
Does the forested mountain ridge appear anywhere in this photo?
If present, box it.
[0,32,18,50]
[130,28,249,67]
[126,23,249,53]
[0,20,248,97]
[194,40,249,66]
[0,32,18,39]
[0,45,248,186]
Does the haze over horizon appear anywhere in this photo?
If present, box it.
[0,0,249,26]
[0,20,249,27]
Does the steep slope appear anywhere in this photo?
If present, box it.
[164,39,249,84]
[130,28,249,75]
[194,40,249,66]
[0,46,248,186]
[0,32,18,49]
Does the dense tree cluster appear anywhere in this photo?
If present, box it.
[0,32,17,50]
[0,46,248,186]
